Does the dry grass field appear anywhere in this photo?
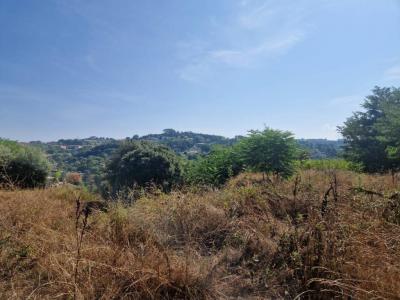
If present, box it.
[1,170,400,299]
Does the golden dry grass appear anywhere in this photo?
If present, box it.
[0,170,400,299]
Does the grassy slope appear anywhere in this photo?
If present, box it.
[1,171,400,299]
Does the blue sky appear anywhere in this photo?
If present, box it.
[1,0,400,141]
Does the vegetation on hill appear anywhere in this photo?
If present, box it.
[136,128,240,158]
[297,139,343,159]
[1,86,397,193]
[30,139,119,191]
[25,130,343,191]
[1,171,399,299]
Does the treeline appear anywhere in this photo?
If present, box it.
[134,128,240,157]
[26,129,342,189]
[297,139,343,159]
[0,128,298,193]
[102,128,298,199]
[1,86,399,194]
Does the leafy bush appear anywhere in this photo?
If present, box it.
[185,128,299,186]
[0,140,50,188]
[184,146,242,187]
[105,141,182,195]
[298,159,362,172]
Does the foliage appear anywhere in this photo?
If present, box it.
[236,128,298,178]
[375,89,400,164]
[0,140,49,188]
[339,86,400,173]
[105,141,182,195]
[28,131,342,191]
[298,158,362,172]
[184,146,242,186]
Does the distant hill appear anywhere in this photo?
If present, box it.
[297,139,344,159]
[26,130,343,190]
[135,129,242,158]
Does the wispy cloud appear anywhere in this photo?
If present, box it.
[209,31,304,67]
[177,0,317,83]
[178,32,305,82]
[236,0,315,30]
[237,1,279,29]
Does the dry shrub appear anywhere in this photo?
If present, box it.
[65,172,83,185]
[1,171,400,299]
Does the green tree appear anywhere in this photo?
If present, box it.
[339,87,400,173]
[0,140,50,188]
[105,141,182,195]
[236,128,298,179]
[375,89,400,166]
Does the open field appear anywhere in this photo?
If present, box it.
[1,170,400,299]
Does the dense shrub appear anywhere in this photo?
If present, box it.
[184,146,242,186]
[298,159,363,172]
[185,128,299,186]
[0,140,49,188]
[65,172,82,185]
[236,128,299,178]
[105,141,182,195]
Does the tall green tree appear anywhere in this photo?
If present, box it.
[105,141,182,195]
[339,87,400,173]
[236,128,298,178]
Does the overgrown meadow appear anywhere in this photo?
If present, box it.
[1,170,400,299]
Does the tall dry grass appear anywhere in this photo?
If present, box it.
[0,171,399,299]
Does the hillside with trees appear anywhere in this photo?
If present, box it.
[297,139,344,159]
[24,130,343,191]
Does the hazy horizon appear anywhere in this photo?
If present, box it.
[1,0,400,141]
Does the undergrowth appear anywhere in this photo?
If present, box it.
[0,170,399,299]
